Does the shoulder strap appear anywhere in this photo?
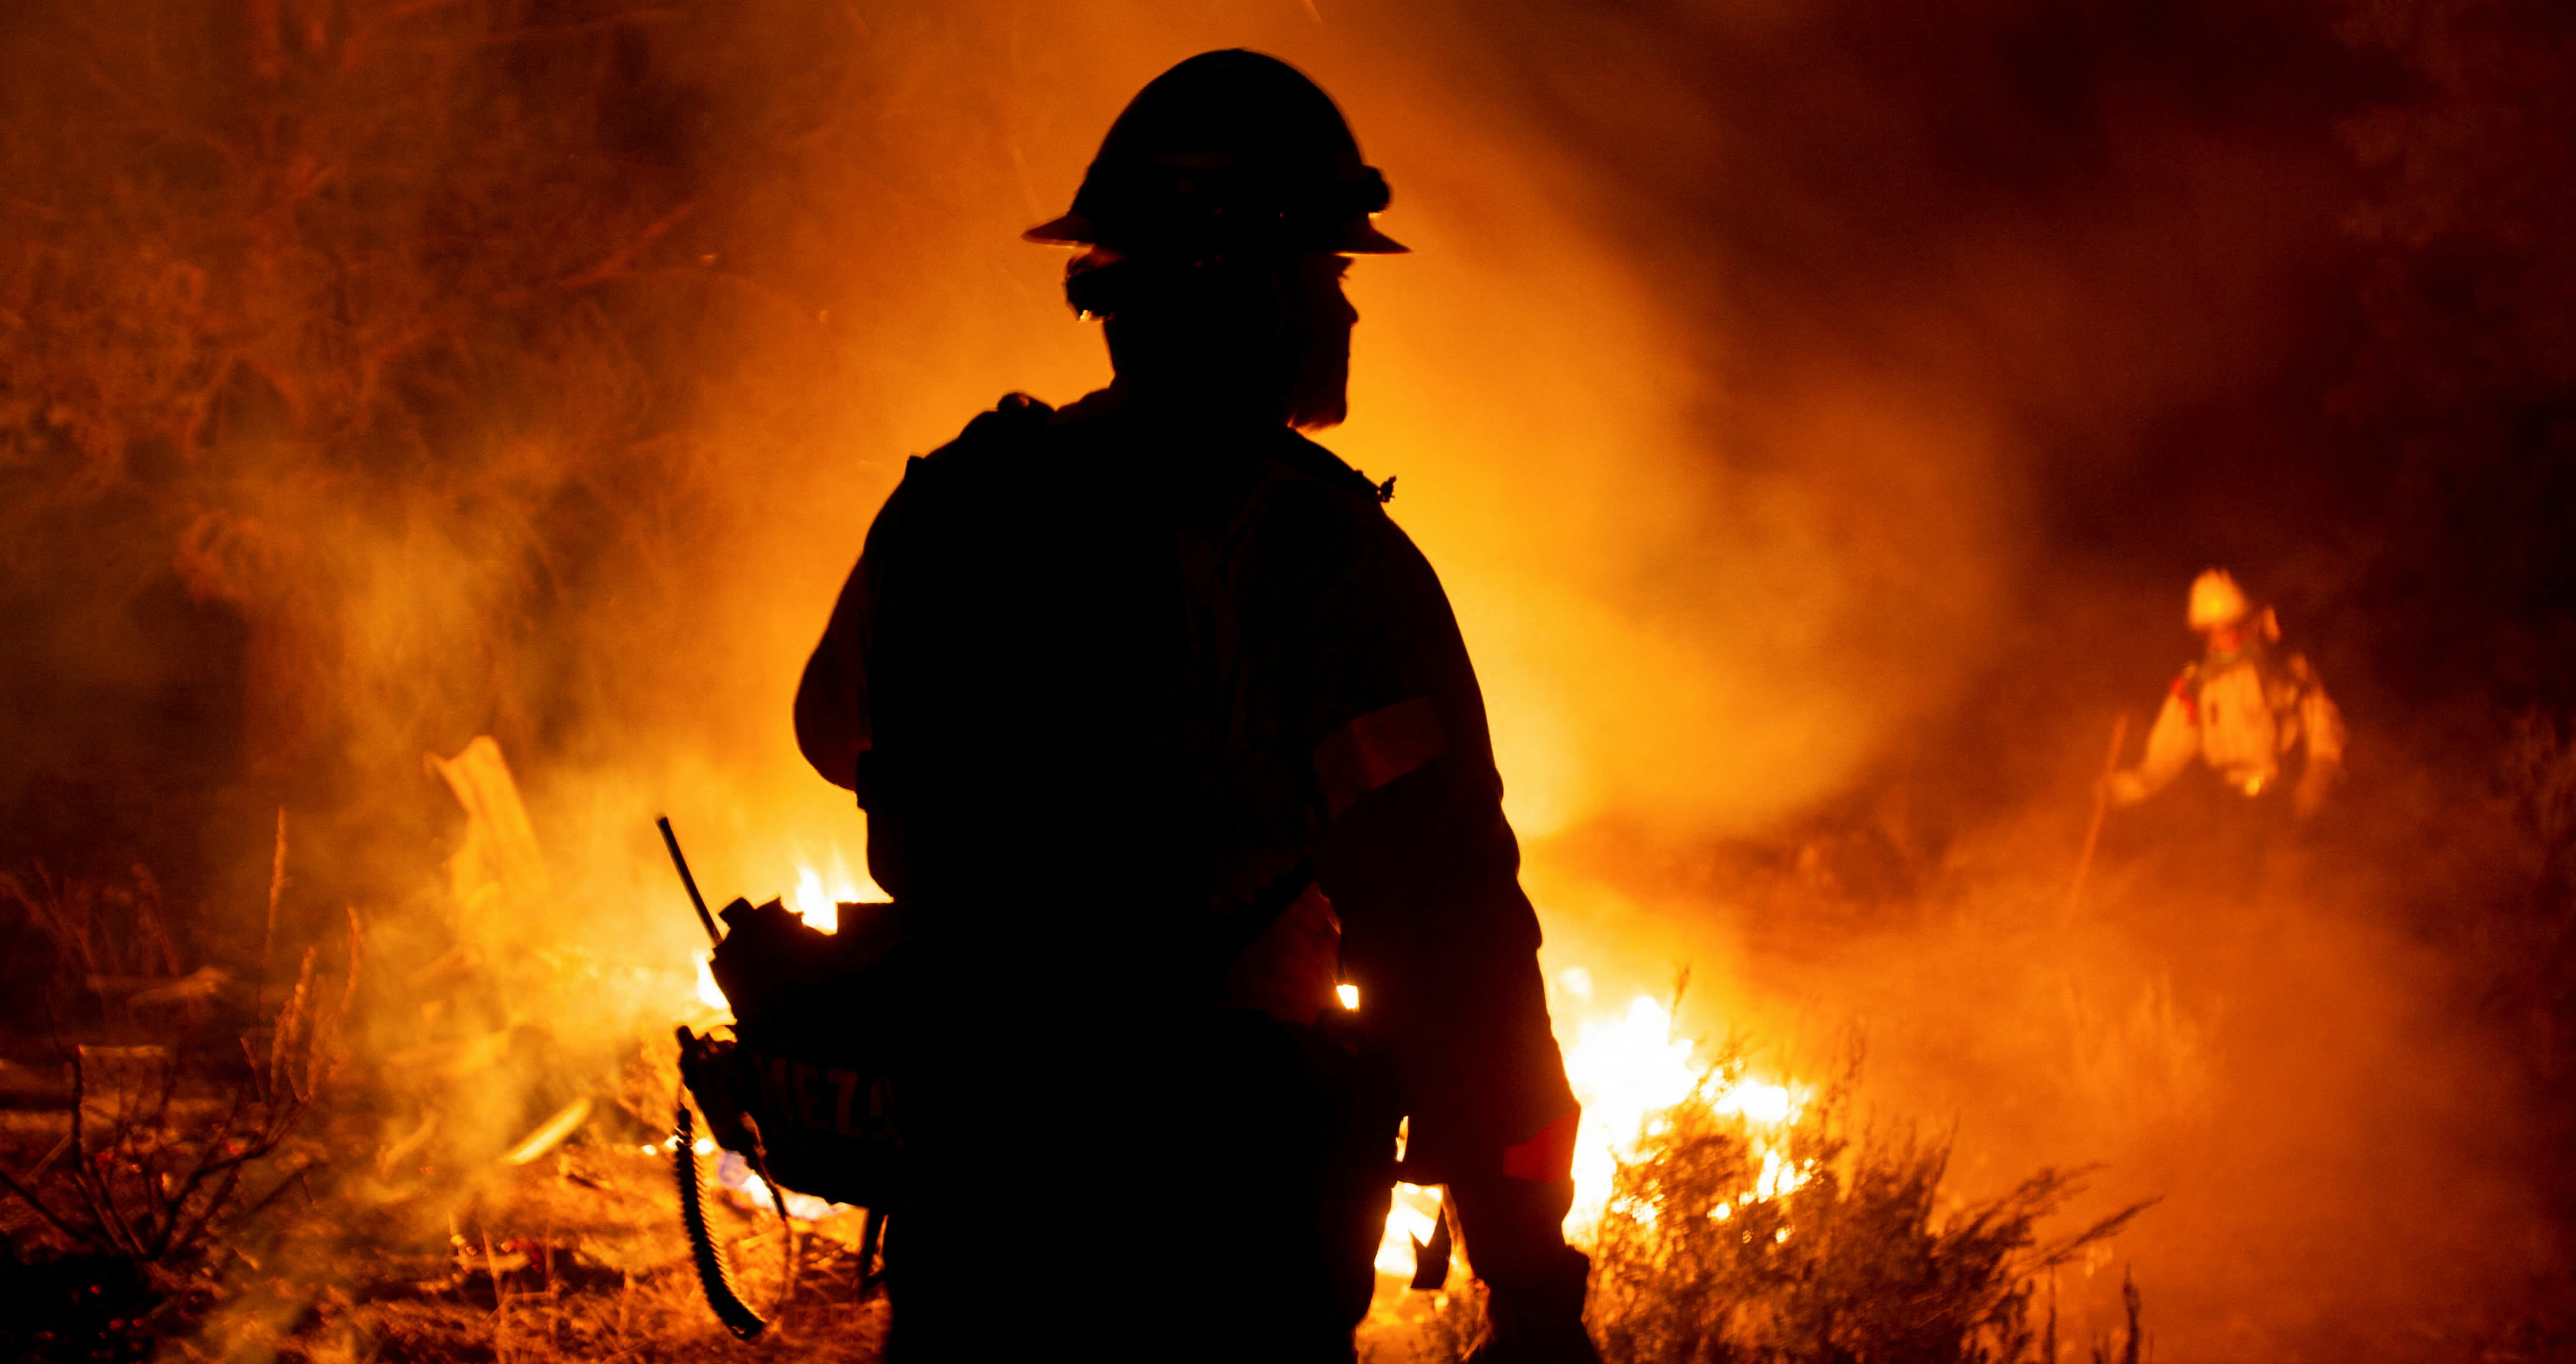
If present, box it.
[1271,430,1392,502]
[925,391,1055,467]
[858,394,1060,815]
[964,391,1055,442]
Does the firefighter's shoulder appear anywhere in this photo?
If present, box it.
[1242,433,1440,600]
[2169,661,2200,696]
[1253,432,1418,574]
[890,394,1063,502]
[1269,431,1395,508]
[919,391,1057,466]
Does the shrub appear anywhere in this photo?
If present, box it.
[1586,1055,2152,1364]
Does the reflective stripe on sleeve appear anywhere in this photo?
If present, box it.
[1315,696,1448,818]
[1500,1107,1580,1182]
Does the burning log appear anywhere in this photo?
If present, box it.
[501,1096,595,1167]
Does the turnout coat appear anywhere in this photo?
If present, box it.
[792,391,1579,1353]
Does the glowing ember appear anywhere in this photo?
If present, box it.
[1338,983,1362,1011]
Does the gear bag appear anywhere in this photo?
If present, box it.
[676,895,918,1212]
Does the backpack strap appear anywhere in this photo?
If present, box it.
[951,391,1055,450]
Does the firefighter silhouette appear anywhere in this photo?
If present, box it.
[794,52,1595,1363]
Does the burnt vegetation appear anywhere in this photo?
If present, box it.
[0,821,354,1358]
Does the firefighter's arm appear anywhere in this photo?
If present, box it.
[1305,518,1593,1358]
[793,562,869,793]
[2293,659,2347,818]
[1315,745,1574,1182]
[1317,731,1596,1361]
[2112,686,2197,805]
[796,476,918,793]
[798,404,1046,797]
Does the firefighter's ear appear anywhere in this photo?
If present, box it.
[2260,607,2280,643]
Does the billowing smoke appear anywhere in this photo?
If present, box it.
[4,0,2568,1355]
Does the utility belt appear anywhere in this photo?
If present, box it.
[663,846,1401,1290]
[652,814,1390,1347]
[671,880,1335,1211]
[670,890,1407,1342]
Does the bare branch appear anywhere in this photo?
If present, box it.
[0,1166,106,1253]
[555,200,698,293]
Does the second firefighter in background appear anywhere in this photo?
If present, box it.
[2111,568,2347,819]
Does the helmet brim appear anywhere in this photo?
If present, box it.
[1021,212,1409,255]
[1332,218,1410,254]
[1020,212,1098,246]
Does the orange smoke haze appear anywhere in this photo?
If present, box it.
[4,1,2568,1358]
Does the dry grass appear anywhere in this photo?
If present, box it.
[195,1139,891,1364]
[2,1043,890,1363]
[4,824,350,1260]
[0,847,336,1363]
[1381,1045,2152,1364]
[0,940,349,1267]
[1,864,185,985]
[0,839,869,1363]
[1586,1056,2150,1364]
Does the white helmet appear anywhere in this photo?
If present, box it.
[2187,569,2250,631]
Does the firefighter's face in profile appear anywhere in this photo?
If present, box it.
[2203,620,2245,653]
[1284,254,1357,432]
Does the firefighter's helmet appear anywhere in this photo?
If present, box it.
[1024,50,1407,258]
[2187,569,2252,631]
